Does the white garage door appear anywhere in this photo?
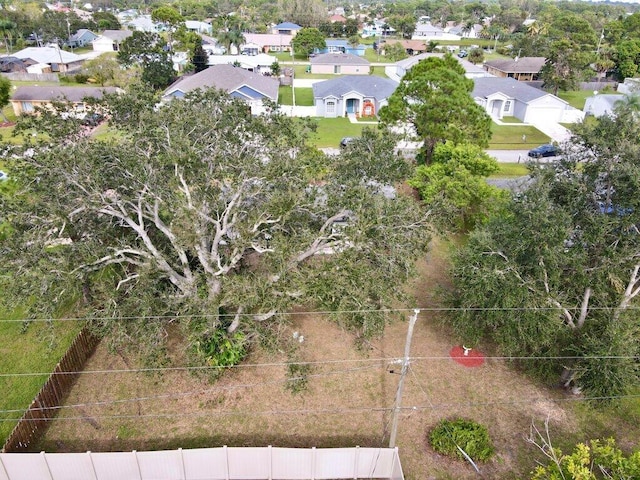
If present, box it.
[524,106,562,124]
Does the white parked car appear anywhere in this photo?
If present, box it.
[0,170,7,181]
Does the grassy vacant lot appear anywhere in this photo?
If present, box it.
[489,122,551,149]
[308,117,371,148]
[0,314,81,444]
[36,238,640,479]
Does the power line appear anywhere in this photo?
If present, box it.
[0,364,382,414]
[0,355,637,378]
[1,394,639,423]
[3,304,640,323]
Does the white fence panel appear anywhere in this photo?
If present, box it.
[47,452,97,480]
[0,447,404,480]
[182,447,227,480]
[271,448,313,479]
[356,448,395,478]
[138,449,184,479]
[91,451,140,479]
[314,448,358,479]
[228,447,271,479]
[0,453,51,480]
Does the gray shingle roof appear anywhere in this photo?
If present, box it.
[11,86,119,102]
[310,53,370,66]
[312,75,398,100]
[100,30,134,42]
[484,57,545,74]
[472,77,551,103]
[164,64,279,101]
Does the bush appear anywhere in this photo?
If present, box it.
[74,73,89,84]
[190,328,247,379]
[429,418,494,461]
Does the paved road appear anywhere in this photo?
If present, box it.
[486,150,560,163]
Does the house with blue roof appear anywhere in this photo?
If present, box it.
[314,39,366,57]
[312,75,398,117]
[162,64,279,115]
[272,22,302,36]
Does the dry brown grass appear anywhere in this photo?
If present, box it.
[37,238,640,479]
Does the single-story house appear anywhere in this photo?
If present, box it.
[448,23,482,38]
[314,39,366,56]
[67,29,98,48]
[11,47,85,73]
[206,53,279,75]
[310,53,370,75]
[271,22,302,36]
[484,57,546,81]
[329,14,347,23]
[185,20,212,34]
[10,85,119,116]
[242,33,293,53]
[472,76,569,123]
[125,15,159,32]
[379,39,427,56]
[385,52,492,82]
[0,56,28,73]
[583,94,628,118]
[412,22,460,41]
[162,64,279,115]
[312,75,398,118]
[617,77,640,95]
[92,30,133,52]
[361,20,395,38]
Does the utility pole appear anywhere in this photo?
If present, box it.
[388,308,420,448]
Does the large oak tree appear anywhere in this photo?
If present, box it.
[1,88,430,364]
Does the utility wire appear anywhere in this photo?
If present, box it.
[1,394,639,423]
[0,355,636,378]
[2,304,640,323]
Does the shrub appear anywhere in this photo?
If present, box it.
[74,73,89,84]
[428,418,494,461]
[190,328,247,378]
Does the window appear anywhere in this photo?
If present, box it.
[21,102,33,113]
[326,101,335,114]
[503,100,511,112]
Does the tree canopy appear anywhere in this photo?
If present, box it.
[2,88,430,364]
[118,31,175,89]
[379,55,492,163]
[449,102,640,397]
[291,27,326,56]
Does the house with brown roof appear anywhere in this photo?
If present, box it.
[380,39,427,56]
[310,53,370,75]
[162,64,279,115]
[10,86,119,116]
[242,33,293,53]
[483,57,546,81]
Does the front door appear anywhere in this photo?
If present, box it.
[346,99,358,114]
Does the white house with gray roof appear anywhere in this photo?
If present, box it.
[310,53,370,75]
[312,76,398,118]
[385,52,491,81]
[163,64,279,115]
[11,47,85,73]
[92,30,133,52]
[472,76,572,123]
[583,94,629,118]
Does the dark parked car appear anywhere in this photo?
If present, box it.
[527,144,559,158]
[82,113,104,127]
[339,137,355,148]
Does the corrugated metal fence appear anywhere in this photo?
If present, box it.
[2,328,100,453]
[0,446,404,480]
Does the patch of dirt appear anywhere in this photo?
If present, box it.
[0,121,15,128]
[36,237,634,479]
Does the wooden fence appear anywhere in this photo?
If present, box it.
[1,328,100,453]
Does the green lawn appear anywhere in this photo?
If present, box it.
[492,162,529,177]
[363,47,381,63]
[489,122,551,150]
[0,312,81,444]
[499,116,522,124]
[309,117,371,148]
[557,90,593,110]
[278,87,314,106]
